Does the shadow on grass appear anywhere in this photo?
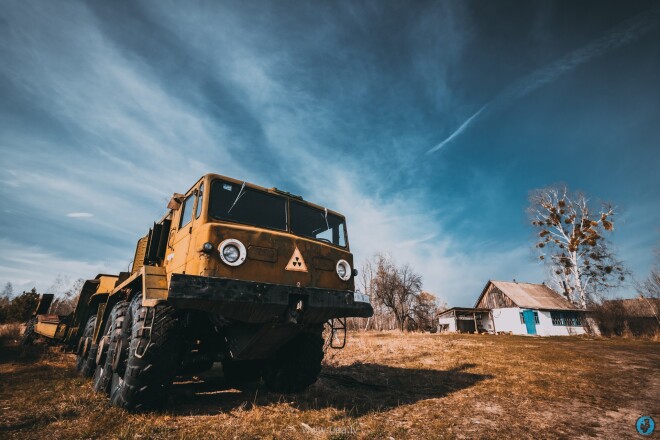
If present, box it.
[0,409,80,433]
[167,362,491,416]
[0,344,81,433]
[0,343,53,366]
[0,343,492,418]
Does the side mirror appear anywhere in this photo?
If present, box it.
[167,193,185,210]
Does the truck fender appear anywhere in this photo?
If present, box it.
[141,266,169,307]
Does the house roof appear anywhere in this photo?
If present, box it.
[474,280,582,311]
[438,307,490,317]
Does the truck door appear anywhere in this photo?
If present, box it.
[167,190,197,273]
[184,183,205,274]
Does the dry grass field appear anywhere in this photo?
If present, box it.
[1,330,658,439]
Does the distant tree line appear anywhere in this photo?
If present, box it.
[0,276,83,324]
[348,254,446,332]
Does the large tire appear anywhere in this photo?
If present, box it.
[222,360,263,386]
[264,326,324,393]
[21,318,37,346]
[76,315,97,377]
[110,295,182,410]
[92,301,129,394]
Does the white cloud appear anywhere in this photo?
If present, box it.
[0,238,125,294]
[66,212,93,218]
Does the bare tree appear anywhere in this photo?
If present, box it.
[636,249,660,299]
[0,283,11,323]
[410,291,438,331]
[2,282,13,298]
[372,255,423,331]
[528,185,627,308]
[635,249,660,326]
[48,276,84,315]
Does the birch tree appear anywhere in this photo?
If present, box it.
[528,185,627,308]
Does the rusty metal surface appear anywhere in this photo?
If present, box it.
[64,274,116,348]
[142,265,168,306]
[36,314,61,324]
[223,323,302,360]
[132,236,148,275]
[180,223,355,291]
[34,321,60,338]
[168,273,373,324]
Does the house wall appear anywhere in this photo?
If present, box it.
[536,310,587,336]
[491,307,527,334]
[438,316,457,332]
[491,307,587,336]
[480,313,494,333]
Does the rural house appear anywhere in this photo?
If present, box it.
[438,280,589,336]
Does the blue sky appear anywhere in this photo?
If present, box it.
[1,1,658,306]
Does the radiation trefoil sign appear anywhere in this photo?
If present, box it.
[285,247,308,272]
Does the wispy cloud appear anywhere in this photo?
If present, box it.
[0,238,124,293]
[66,212,93,218]
[426,105,486,154]
[427,6,660,154]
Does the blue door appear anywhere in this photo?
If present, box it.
[523,309,537,335]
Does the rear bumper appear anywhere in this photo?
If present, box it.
[168,274,373,324]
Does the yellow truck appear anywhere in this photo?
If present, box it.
[24,173,372,410]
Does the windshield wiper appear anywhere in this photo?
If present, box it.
[227,181,246,214]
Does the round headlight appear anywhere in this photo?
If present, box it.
[222,245,240,263]
[219,239,247,266]
[336,259,351,281]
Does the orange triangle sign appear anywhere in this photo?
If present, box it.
[285,246,308,272]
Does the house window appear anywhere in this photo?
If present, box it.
[520,311,540,324]
[551,312,583,326]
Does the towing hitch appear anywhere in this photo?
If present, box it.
[328,317,346,349]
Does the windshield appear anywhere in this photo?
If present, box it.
[290,201,347,247]
[209,180,287,230]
